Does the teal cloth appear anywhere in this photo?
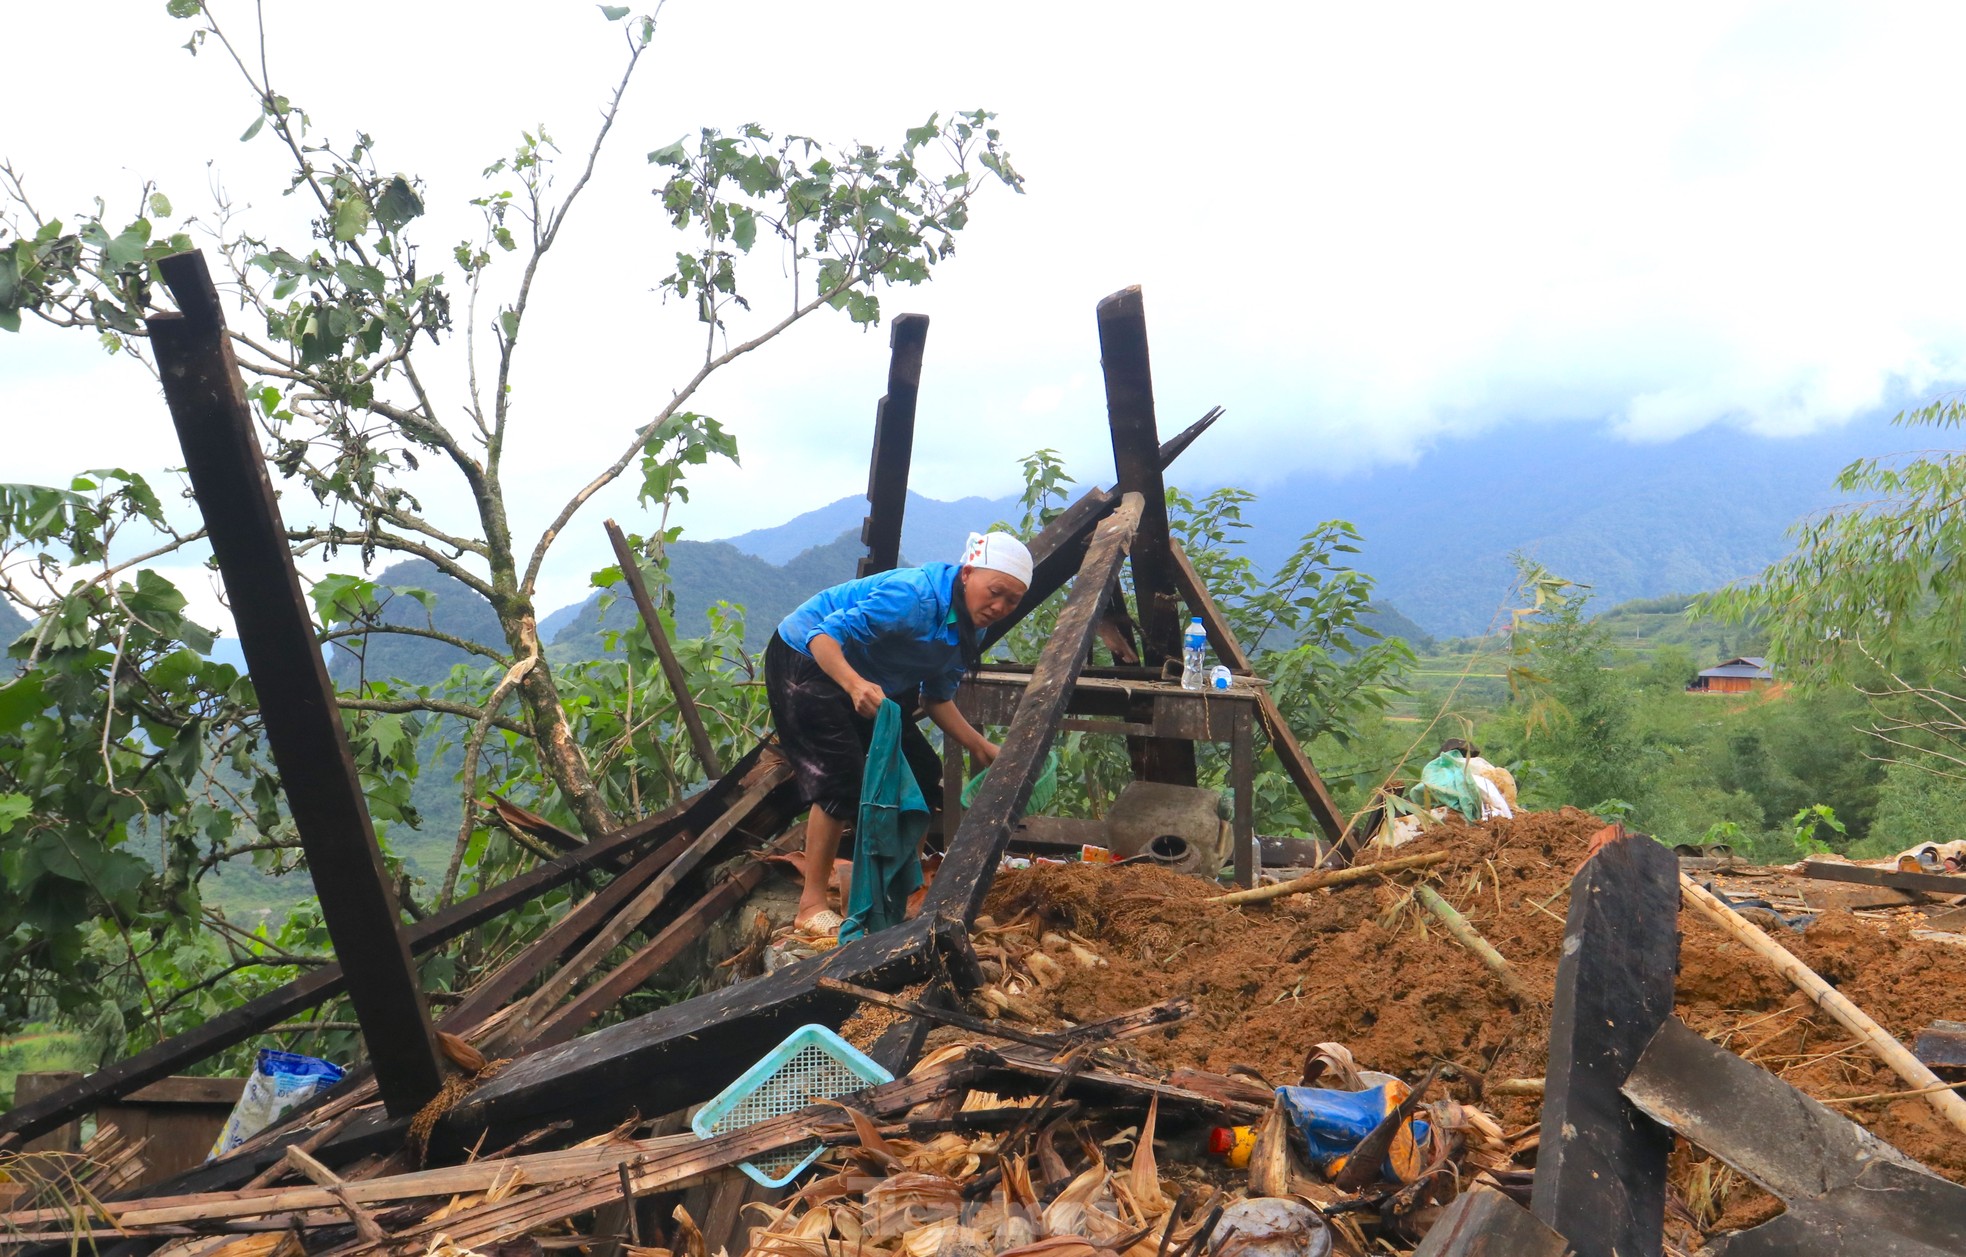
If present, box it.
[1407,750,1482,822]
[838,701,929,943]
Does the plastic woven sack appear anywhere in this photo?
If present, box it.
[960,749,1059,813]
[209,1049,344,1160]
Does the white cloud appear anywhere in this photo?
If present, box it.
[7,0,1966,609]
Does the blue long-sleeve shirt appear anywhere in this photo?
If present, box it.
[777,562,977,703]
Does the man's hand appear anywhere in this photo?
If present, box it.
[847,677,887,718]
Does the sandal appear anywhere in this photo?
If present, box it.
[795,908,844,935]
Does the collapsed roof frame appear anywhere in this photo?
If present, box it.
[0,256,1348,1210]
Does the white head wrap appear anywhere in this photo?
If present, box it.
[959,531,1033,587]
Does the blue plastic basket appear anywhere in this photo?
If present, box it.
[689,1023,895,1187]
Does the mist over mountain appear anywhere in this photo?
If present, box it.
[716,418,1885,637]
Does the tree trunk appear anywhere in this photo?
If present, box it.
[502,605,620,840]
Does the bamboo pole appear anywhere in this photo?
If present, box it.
[1415,884,1541,1006]
[1680,873,1966,1138]
[1212,848,1451,905]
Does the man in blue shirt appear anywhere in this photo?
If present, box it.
[766,531,1032,930]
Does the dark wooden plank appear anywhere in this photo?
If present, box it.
[1096,286,1194,787]
[857,313,929,578]
[1412,1186,1570,1256]
[527,835,797,1048]
[1914,1020,1966,1074]
[1230,709,1256,887]
[1154,405,1224,471]
[1168,539,1346,843]
[604,519,722,779]
[981,486,1118,653]
[977,411,1213,658]
[148,250,441,1118]
[438,916,943,1149]
[1530,831,1679,1257]
[0,773,704,1147]
[1625,1017,1966,1257]
[924,494,1145,924]
[1800,860,1966,898]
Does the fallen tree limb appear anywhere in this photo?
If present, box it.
[1681,873,1966,1137]
[1212,849,1451,906]
[1416,885,1541,1006]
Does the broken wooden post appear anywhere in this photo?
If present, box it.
[1625,1017,1966,1256]
[1412,1186,1569,1256]
[1530,831,1678,1257]
[604,519,723,779]
[1097,286,1195,786]
[925,493,1147,923]
[1799,859,1966,898]
[146,249,442,1119]
[1169,538,1347,842]
[857,313,929,578]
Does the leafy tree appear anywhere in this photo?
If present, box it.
[2,1,1019,835]
[0,2,1018,1041]
[1705,401,1966,783]
[1490,563,1651,813]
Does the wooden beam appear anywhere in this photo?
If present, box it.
[147,250,441,1118]
[0,762,709,1147]
[604,520,723,779]
[1097,286,1194,786]
[493,765,788,1047]
[978,406,1218,657]
[1530,832,1678,1257]
[1168,538,1346,842]
[1155,405,1223,471]
[438,915,946,1148]
[526,830,803,1048]
[1624,1017,1966,1257]
[1412,1187,1569,1256]
[1799,860,1966,898]
[857,313,929,577]
[925,494,1145,924]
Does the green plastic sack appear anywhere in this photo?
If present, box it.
[1407,750,1481,822]
[960,749,1059,814]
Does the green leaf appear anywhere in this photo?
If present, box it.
[241,112,266,142]
[333,196,371,243]
[0,674,46,730]
[498,309,519,342]
[598,3,630,17]
[731,207,757,252]
[166,0,203,16]
[148,192,173,217]
[0,793,30,831]
[0,307,19,333]
[374,175,424,233]
[647,140,688,167]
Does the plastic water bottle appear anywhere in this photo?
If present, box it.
[1181,618,1207,690]
[1210,664,1232,691]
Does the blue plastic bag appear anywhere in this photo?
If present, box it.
[1277,1082,1431,1183]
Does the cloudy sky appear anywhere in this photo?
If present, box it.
[6,0,1966,625]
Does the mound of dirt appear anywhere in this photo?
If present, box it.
[980,807,1966,1237]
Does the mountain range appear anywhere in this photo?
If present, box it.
[720,417,1885,638]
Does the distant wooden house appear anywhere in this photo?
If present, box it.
[1687,656,1774,694]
